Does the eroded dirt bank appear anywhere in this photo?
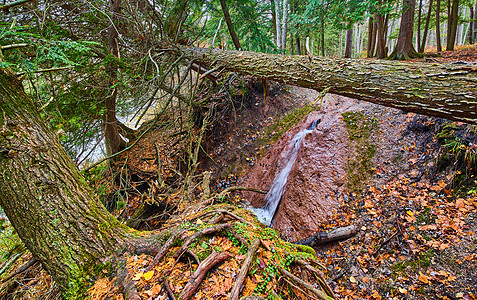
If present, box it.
[241,89,433,242]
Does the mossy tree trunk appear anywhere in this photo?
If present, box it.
[0,68,135,296]
[173,45,477,124]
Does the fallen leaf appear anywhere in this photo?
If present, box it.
[349,276,357,283]
[143,270,155,281]
[133,272,143,281]
[398,287,408,294]
[418,272,429,284]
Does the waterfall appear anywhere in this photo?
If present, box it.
[252,119,320,226]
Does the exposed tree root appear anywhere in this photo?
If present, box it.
[277,264,330,300]
[179,251,233,300]
[144,232,180,272]
[229,238,260,300]
[294,259,336,299]
[164,279,176,300]
[1,258,37,283]
[0,252,23,277]
[116,259,141,300]
[173,223,233,259]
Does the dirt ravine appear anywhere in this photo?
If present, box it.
[242,88,417,242]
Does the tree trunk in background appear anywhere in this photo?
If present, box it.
[417,0,422,51]
[389,0,418,59]
[271,0,277,45]
[473,4,477,43]
[375,14,386,58]
[436,0,442,51]
[367,18,375,57]
[420,0,434,52]
[384,13,389,52]
[290,32,294,55]
[219,0,241,50]
[0,68,133,295]
[469,5,474,44]
[345,28,353,58]
[281,0,288,51]
[175,45,477,124]
[275,0,282,49]
[296,35,301,55]
[446,0,459,50]
[105,0,127,157]
[321,14,325,56]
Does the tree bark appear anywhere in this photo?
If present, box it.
[474,6,477,43]
[446,0,460,51]
[367,18,376,58]
[436,0,442,51]
[296,225,358,246]
[295,34,301,55]
[105,0,127,158]
[469,5,474,45]
[320,12,325,56]
[420,0,434,52]
[417,0,423,51]
[173,45,477,124]
[375,13,386,58]
[219,0,241,50]
[270,0,277,45]
[345,28,353,58]
[389,0,419,59]
[0,68,134,295]
[275,0,282,49]
[281,0,288,51]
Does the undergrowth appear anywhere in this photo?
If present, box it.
[435,122,477,196]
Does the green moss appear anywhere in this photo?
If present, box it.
[342,112,377,195]
[259,104,315,157]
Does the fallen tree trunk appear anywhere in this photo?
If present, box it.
[296,225,358,247]
[172,45,477,124]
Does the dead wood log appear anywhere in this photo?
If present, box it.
[173,45,477,124]
[296,225,358,247]
[173,223,232,259]
[229,239,261,300]
[277,265,329,300]
[180,251,233,300]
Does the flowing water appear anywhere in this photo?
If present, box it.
[251,119,320,226]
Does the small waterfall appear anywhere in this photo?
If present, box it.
[252,119,320,226]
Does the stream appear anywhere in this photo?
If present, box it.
[251,119,320,226]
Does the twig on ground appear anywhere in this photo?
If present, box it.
[277,264,329,300]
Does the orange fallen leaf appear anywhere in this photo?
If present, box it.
[418,272,429,284]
